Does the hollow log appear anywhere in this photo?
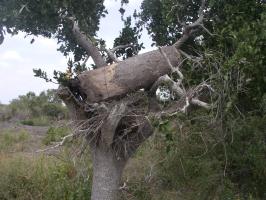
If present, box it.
[78,46,180,102]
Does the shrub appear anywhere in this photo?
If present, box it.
[42,103,68,119]
[42,126,70,145]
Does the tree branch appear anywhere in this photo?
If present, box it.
[174,0,206,49]
[111,44,134,53]
[101,103,127,146]
[69,17,107,68]
[36,133,74,153]
[100,44,135,63]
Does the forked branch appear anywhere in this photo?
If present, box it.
[101,44,134,63]
[174,0,206,49]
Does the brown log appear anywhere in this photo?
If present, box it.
[78,46,180,102]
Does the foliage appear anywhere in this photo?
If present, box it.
[1,0,266,199]
[33,59,89,86]
[0,0,106,61]
[113,16,144,60]
[42,126,70,145]
[132,0,266,198]
[7,90,68,122]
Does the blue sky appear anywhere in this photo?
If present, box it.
[0,0,154,104]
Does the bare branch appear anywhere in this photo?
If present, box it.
[174,0,206,49]
[36,133,74,153]
[149,74,184,97]
[110,44,134,53]
[100,45,120,63]
[100,44,134,63]
[191,98,212,109]
[159,47,184,80]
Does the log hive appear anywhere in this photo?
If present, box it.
[78,46,180,102]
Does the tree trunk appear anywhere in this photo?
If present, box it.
[91,145,126,200]
[78,46,180,102]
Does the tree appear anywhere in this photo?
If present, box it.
[1,0,265,199]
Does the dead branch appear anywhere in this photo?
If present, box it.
[111,44,134,53]
[100,45,120,63]
[36,133,74,153]
[101,44,135,63]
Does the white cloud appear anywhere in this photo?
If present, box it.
[37,37,58,49]
[0,50,23,61]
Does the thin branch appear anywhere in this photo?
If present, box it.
[149,74,184,97]
[174,0,206,49]
[100,44,134,63]
[81,56,89,66]
[191,98,211,109]
[159,47,184,80]
[36,133,74,153]
[110,44,134,53]
[100,45,120,63]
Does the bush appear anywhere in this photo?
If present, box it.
[42,103,68,119]
[8,90,68,121]
[42,126,70,145]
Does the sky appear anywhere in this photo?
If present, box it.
[0,0,154,104]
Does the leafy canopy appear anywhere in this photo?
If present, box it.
[0,0,106,61]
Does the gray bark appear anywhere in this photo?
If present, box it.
[91,145,126,200]
[72,21,106,68]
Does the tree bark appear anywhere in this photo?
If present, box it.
[78,46,180,102]
[72,21,107,68]
[91,145,126,200]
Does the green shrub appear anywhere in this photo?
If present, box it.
[42,126,69,145]
[42,103,68,119]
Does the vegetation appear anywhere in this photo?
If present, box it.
[1,89,68,125]
[134,0,266,198]
[0,154,92,200]
[0,0,265,199]
[42,126,70,145]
